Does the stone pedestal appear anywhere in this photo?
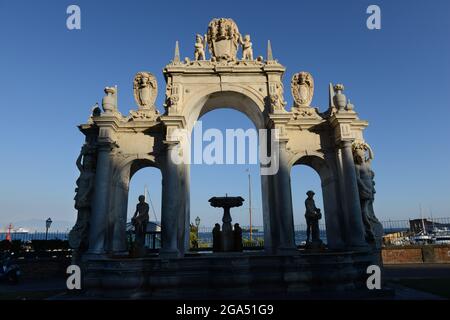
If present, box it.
[221,207,234,251]
[81,249,385,299]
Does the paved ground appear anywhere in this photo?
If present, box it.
[0,278,66,300]
[383,264,450,300]
[1,264,449,300]
[384,263,450,279]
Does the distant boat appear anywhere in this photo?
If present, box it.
[432,228,450,244]
[410,233,433,244]
[433,235,450,245]
[11,227,29,234]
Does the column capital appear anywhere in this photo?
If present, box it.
[338,139,355,149]
[96,138,118,151]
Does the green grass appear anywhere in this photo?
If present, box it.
[395,278,450,299]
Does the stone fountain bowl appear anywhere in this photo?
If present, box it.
[208,196,244,208]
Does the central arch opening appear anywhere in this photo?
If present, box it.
[126,163,162,254]
[189,108,264,252]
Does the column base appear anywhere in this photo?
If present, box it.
[276,246,298,255]
[111,251,129,258]
[82,252,109,261]
[347,244,371,252]
[159,248,180,258]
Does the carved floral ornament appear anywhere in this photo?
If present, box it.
[133,72,158,109]
[291,72,314,107]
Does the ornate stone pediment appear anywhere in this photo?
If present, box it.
[133,72,158,109]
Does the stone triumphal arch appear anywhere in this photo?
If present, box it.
[70,18,384,296]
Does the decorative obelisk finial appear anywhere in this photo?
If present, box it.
[267,40,273,61]
[174,41,180,63]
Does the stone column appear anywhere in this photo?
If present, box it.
[179,161,190,256]
[111,165,130,255]
[160,143,181,257]
[339,140,367,249]
[322,150,346,250]
[274,141,296,252]
[261,173,276,253]
[87,140,115,255]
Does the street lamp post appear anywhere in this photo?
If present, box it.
[45,218,52,241]
[195,216,201,242]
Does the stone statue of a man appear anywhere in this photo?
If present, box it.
[304,190,322,244]
[131,195,149,256]
[69,144,96,262]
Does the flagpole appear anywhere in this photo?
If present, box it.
[248,170,252,242]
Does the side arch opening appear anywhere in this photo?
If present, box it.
[290,154,345,249]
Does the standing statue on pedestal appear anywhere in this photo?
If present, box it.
[304,190,322,247]
[69,144,96,263]
[240,34,253,60]
[353,142,384,246]
[194,34,207,61]
[131,195,149,257]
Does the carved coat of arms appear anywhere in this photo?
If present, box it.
[207,18,241,62]
[133,72,157,109]
[291,72,314,107]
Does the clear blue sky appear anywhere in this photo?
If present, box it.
[0,0,449,231]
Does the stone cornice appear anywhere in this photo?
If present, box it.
[79,114,162,135]
[164,60,285,77]
[286,117,327,131]
[160,115,187,128]
[91,114,122,131]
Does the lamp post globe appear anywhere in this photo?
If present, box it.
[195,216,200,228]
[195,216,201,240]
[45,217,52,240]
